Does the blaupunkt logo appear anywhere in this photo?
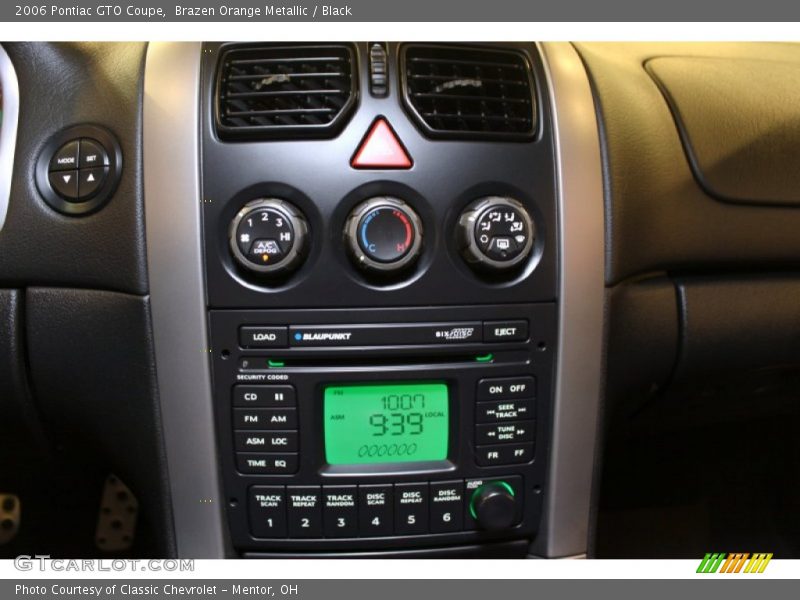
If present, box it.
[696,553,773,574]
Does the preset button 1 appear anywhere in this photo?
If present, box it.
[249,486,287,538]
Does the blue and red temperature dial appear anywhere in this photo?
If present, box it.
[345,197,423,274]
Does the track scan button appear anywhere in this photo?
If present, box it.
[249,486,287,538]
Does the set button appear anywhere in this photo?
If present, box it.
[474,376,535,467]
[47,138,110,202]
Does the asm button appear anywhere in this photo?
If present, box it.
[236,453,298,474]
[235,431,298,452]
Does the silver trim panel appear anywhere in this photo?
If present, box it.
[532,42,605,557]
[144,42,226,558]
[0,44,20,233]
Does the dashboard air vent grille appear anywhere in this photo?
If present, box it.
[402,45,536,140]
[216,44,357,140]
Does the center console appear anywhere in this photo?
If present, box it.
[144,41,604,559]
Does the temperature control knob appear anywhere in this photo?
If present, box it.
[469,481,519,531]
[458,197,535,271]
[229,198,309,276]
[344,197,423,273]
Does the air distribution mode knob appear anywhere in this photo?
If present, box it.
[344,197,423,273]
[470,481,518,531]
[229,198,309,276]
[458,196,535,271]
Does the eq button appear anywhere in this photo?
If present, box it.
[236,453,298,474]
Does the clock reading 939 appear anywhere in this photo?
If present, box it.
[324,383,449,465]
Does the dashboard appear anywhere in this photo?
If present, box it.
[1,41,798,559]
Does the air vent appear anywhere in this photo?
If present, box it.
[401,45,536,140]
[215,44,357,140]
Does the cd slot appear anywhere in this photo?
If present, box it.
[237,351,528,371]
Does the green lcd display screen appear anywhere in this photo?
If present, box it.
[324,382,449,465]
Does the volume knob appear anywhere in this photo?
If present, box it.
[469,481,518,531]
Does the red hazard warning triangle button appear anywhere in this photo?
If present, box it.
[351,117,413,169]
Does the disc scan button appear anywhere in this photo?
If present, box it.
[240,326,289,348]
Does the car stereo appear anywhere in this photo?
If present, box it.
[209,304,555,552]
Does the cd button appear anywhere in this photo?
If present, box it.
[233,385,296,407]
[287,486,323,538]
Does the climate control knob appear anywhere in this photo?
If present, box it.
[344,197,423,274]
[229,198,309,276]
[458,197,535,271]
[470,481,519,531]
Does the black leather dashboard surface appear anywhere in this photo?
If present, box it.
[648,55,800,208]
[576,43,800,286]
[0,43,148,294]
